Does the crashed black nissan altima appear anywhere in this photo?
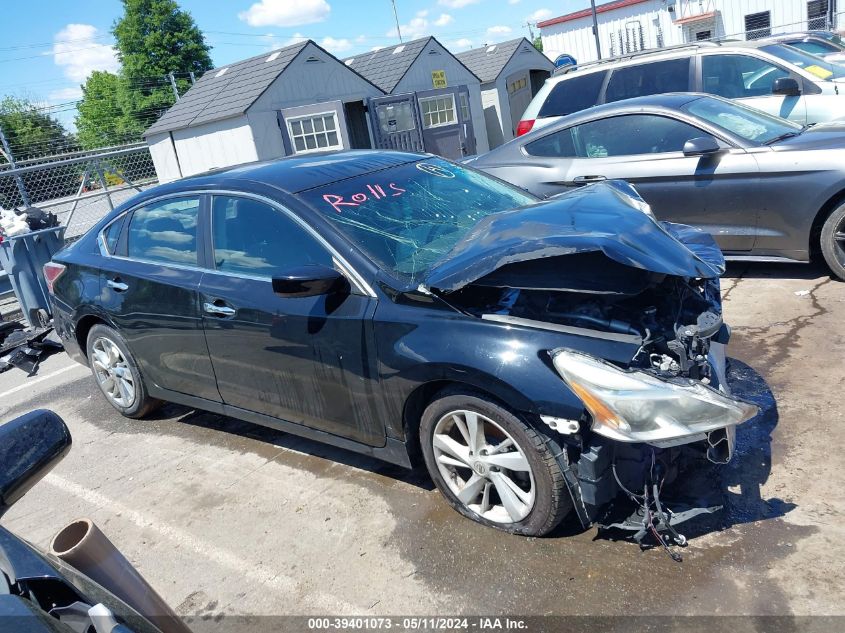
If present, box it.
[47,151,758,538]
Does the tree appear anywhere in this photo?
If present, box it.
[75,71,136,149]
[533,36,544,52]
[0,96,75,163]
[112,0,213,130]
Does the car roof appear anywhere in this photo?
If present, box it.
[147,150,427,199]
[548,39,779,84]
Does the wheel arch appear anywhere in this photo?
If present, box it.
[810,188,845,257]
[74,313,111,359]
[400,375,540,468]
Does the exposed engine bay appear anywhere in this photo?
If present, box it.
[442,250,729,385]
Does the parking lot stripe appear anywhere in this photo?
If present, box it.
[44,473,361,614]
[0,364,85,400]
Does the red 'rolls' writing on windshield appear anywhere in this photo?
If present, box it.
[322,182,406,213]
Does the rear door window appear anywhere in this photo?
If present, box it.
[537,71,607,118]
[126,197,200,266]
[524,128,577,157]
[604,58,691,103]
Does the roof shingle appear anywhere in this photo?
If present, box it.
[455,38,547,83]
[144,41,308,136]
[341,38,431,93]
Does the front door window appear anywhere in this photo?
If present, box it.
[419,94,457,129]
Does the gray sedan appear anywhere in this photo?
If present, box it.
[468,93,845,279]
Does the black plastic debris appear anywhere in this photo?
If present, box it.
[0,321,62,375]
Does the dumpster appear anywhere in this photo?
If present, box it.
[0,225,66,327]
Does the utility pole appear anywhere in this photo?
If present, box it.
[0,123,31,207]
[590,0,603,59]
[391,0,403,43]
[189,71,196,85]
[167,72,180,101]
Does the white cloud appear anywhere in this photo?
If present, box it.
[450,38,474,51]
[433,13,453,26]
[438,0,479,8]
[355,34,367,43]
[526,8,553,22]
[263,32,307,51]
[386,11,432,40]
[238,0,330,27]
[487,25,512,36]
[508,0,521,4]
[52,24,119,84]
[320,36,352,53]
[48,86,83,102]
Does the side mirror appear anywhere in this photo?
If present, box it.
[683,136,723,157]
[272,265,350,298]
[772,77,801,96]
[0,410,71,519]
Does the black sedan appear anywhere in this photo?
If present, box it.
[46,152,758,537]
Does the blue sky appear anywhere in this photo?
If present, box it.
[0,0,589,131]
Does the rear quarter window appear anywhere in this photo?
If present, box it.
[537,71,607,118]
[605,58,691,103]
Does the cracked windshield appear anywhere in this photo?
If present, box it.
[300,158,535,283]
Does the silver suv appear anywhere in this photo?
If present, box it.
[518,40,845,135]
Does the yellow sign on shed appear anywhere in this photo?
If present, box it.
[431,70,447,88]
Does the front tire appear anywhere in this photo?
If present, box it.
[820,203,845,281]
[419,389,572,536]
[86,324,161,419]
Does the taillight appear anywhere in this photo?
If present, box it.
[516,119,535,136]
[43,262,66,294]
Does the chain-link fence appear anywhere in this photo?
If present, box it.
[0,143,158,239]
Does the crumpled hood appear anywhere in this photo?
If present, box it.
[423,180,725,293]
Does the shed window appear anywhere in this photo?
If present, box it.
[459,92,470,120]
[286,112,342,154]
[419,95,456,128]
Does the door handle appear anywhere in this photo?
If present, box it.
[572,175,607,184]
[203,302,236,317]
[107,279,129,292]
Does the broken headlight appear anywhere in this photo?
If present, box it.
[551,349,758,443]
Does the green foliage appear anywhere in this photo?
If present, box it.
[0,96,76,163]
[112,0,213,129]
[533,36,544,52]
[73,0,213,148]
[75,71,137,149]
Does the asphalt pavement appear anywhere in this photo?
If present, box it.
[1,262,843,629]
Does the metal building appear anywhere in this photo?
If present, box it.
[538,0,842,65]
[144,40,383,183]
[344,37,490,157]
[456,38,555,148]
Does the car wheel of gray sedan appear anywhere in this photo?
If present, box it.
[821,203,845,281]
[420,389,572,536]
[86,324,162,419]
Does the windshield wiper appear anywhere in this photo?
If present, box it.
[764,127,806,145]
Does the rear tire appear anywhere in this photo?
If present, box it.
[86,324,162,419]
[419,388,571,536]
[820,203,845,281]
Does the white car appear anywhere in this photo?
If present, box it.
[518,40,845,136]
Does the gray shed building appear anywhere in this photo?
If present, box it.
[144,40,384,182]
[456,38,554,148]
[343,37,490,157]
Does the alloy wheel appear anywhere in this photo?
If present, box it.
[91,338,136,408]
[431,409,536,524]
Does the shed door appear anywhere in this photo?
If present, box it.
[416,86,475,160]
[506,71,533,136]
[279,100,349,155]
[367,93,424,153]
